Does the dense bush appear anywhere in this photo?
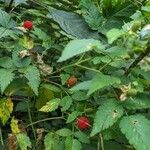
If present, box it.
[0,0,150,149]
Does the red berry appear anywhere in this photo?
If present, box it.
[67,76,77,87]
[76,116,90,130]
[23,21,33,30]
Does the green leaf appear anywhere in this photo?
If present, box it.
[39,98,60,112]
[72,91,88,101]
[70,81,91,91]
[119,115,150,150]
[106,28,124,44]
[72,139,82,150]
[79,0,103,30]
[58,39,104,62]
[88,73,121,95]
[16,133,32,150]
[24,65,40,96]
[0,98,13,125]
[60,74,70,85]
[91,99,124,136]
[0,57,13,68]
[12,45,31,68]
[56,128,72,137]
[67,111,81,123]
[65,136,73,150]
[74,131,90,144]
[44,132,60,150]
[0,9,16,28]
[35,85,54,109]
[60,96,72,112]
[0,69,14,94]
[48,9,100,39]
[0,27,15,39]
[123,94,150,110]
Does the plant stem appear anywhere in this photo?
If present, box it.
[100,134,105,150]
[0,127,5,150]
[125,47,150,76]
[27,101,36,141]
[27,116,64,127]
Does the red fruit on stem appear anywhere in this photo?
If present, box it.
[76,116,90,130]
[23,21,33,30]
[67,76,77,87]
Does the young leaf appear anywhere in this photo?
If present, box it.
[0,98,13,125]
[58,39,104,62]
[24,65,40,96]
[72,139,82,150]
[39,98,60,112]
[88,73,121,95]
[10,117,20,134]
[16,133,32,150]
[60,96,72,111]
[119,115,150,150]
[56,128,72,137]
[106,28,124,44]
[44,132,60,150]
[91,99,124,136]
[74,131,90,144]
[0,69,14,94]
[67,111,81,123]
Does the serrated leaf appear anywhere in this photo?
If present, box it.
[0,69,14,94]
[48,9,100,39]
[60,96,72,112]
[88,73,121,95]
[0,9,16,28]
[106,28,124,44]
[44,132,60,150]
[72,91,88,101]
[16,133,32,150]
[39,98,60,112]
[0,57,13,68]
[24,65,40,95]
[70,81,91,91]
[56,128,72,137]
[0,98,13,125]
[0,27,15,39]
[60,74,70,85]
[65,136,73,150]
[119,115,150,150]
[12,45,31,68]
[10,117,20,134]
[123,94,150,110]
[91,99,124,136]
[58,39,104,62]
[74,131,90,144]
[67,111,81,123]
[35,86,54,109]
[72,139,82,150]
[79,0,103,30]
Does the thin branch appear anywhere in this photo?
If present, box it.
[124,47,150,76]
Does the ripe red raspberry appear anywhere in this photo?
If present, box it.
[67,76,77,87]
[76,116,90,130]
[23,21,33,30]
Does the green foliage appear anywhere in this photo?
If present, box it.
[120,115,150,150]
[0,69,14,94]
[24,65,40,95]
[88,73,121,95]
[0,0,150,149]
[16,133,32,150]
[58,39,104,62]
[91,99,124,136]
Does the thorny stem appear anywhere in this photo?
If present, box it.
[125,47,150,76]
